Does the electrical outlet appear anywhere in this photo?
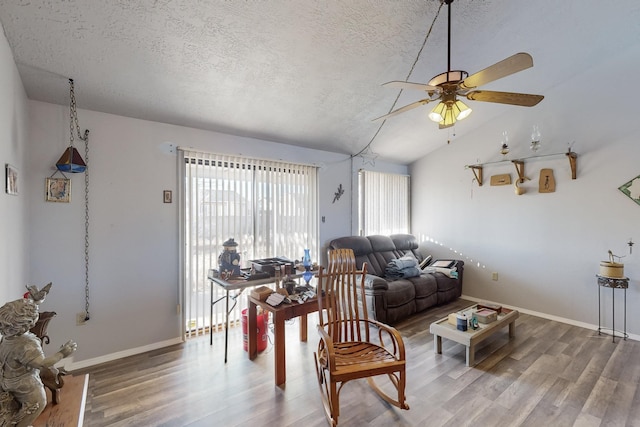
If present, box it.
[492,272,499,281]
[76,312,87,325]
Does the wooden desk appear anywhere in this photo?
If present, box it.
[208,269,304,363]
[248,295,320,387]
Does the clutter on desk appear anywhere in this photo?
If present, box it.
[243,271,270,281]
[266,292,286,306]
[288,285,316,304]
[283,278,298,295]
[218,238,242,277]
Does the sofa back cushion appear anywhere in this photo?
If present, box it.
[329,234,424,278]
[390,234,424,262]
[366,235,405,276]
[328,236,383,275]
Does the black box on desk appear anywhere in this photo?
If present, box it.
[249,257,294,276]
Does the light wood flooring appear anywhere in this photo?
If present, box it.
[76,299,640,426]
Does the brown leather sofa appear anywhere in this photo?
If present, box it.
[328,234,464,325]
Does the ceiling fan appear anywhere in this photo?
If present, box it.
[374,0,544,129]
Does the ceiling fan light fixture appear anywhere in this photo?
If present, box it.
[453,100,472,120]
[428,102,447,122]
[439,106,457,128]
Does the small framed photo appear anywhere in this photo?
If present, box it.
[163,190,172,203]
[5,164,18,195]
[46,177,71,203]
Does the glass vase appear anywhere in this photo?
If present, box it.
[302,249,313,285]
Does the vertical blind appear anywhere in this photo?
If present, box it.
[179,149,319,338]
[359,170,410,236]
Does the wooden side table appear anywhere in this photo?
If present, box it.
[248,295,322,387]
[596,275,628,342]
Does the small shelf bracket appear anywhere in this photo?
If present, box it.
[469,165,483,186]
[566,151,577,179]
[512,160,526,183]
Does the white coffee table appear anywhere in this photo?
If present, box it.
[429,305,519,366]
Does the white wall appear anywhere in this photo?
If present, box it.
[410,40,640,337]
[0,21,29,304]
[26,99,406,366]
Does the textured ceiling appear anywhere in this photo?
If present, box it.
[1,1,639,163]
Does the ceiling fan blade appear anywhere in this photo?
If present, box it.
[466,90,544,106]
[372,99,432,122]
[460,52,534,90]
[383,81,441,93]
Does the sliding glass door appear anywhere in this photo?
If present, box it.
[179,149,319,338]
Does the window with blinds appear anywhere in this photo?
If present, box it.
[358,170,410,236]
[179,149,319,337]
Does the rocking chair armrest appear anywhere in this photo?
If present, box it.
[316,324,337,370]
[364,319,406,359]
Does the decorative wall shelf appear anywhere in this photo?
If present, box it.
[465,150,577,186]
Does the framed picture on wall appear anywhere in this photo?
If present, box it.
[45,177,71,203]
[5,164,17,195]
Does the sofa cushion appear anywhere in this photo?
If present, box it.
[384,280,416,309]
[406,274,438,312]
[406,274,438,298]
[433,272,458,292]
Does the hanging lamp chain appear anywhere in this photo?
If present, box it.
[83,127,90,321]
[69,79,91,321]
[69,79,86,144]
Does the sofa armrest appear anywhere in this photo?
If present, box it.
[422,266,458,279]
[364,274,389,291]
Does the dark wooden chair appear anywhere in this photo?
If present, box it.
[30,311,66,404]
[30,311,56,345]
[314,249,409,426]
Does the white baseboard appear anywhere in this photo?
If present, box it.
[65,337,184,371]
[461,294,639,342]
[63,294,638,371]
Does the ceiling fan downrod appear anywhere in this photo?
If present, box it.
[445,0,452,77]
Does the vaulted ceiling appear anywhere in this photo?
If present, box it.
[1,1,638,164]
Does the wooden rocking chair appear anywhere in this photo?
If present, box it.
[314,249,409,426]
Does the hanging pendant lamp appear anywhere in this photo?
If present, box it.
[56,79,87,173]
[56,146,86,173]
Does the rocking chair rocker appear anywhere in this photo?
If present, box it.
[314,249,409,426]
